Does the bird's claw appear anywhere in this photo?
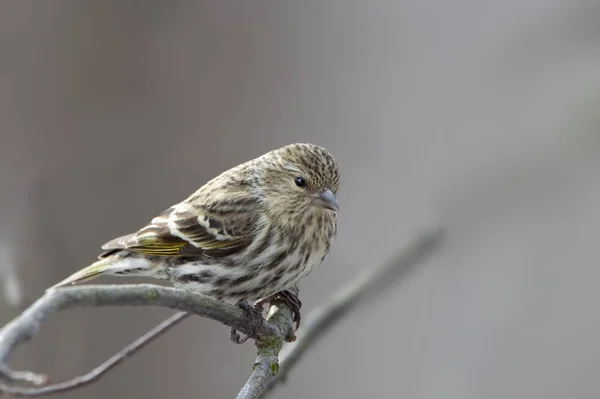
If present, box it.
[231,291,302,344]
[230,300,265,344]
[255,290,302,340]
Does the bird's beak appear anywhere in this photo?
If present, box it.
[312,189,339,212]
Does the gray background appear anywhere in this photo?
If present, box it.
[2,1,600,398]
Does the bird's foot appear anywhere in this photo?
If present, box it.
[255,290,302,341]
[230,299,265,344]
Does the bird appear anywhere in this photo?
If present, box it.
[48,143,339,341]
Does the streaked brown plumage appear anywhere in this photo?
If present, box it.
[49,143,339,328]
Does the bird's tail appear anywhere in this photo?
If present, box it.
[47,256,152,291]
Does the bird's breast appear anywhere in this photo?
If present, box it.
[281,220,336,278]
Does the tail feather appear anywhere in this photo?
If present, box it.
[47,256,151,291]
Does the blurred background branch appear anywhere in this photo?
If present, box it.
[0,240,23,308]
[259,228,443,398]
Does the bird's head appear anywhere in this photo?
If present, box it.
[257,143,340,226]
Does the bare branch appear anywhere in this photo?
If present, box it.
[0,284,279,388]
[0,227,444,398]
[0,312,190,396]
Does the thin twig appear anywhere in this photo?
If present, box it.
[0,312,190,396]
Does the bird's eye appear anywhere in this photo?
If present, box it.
[294,176,307,187]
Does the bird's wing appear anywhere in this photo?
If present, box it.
[99,200,260,258]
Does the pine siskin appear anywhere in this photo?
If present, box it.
[48,143,339,335]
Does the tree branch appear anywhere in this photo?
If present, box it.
[0,227,444,398]
[0,284,279,388]
[237,295,297,399]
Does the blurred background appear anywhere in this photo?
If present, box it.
[2,1,600,398]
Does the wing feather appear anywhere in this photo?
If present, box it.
[99,196,260,259]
